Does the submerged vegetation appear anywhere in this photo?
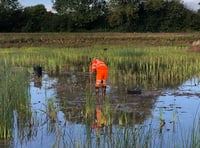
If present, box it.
[0,33,200,147]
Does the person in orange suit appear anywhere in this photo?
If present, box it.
[90,57,108,101]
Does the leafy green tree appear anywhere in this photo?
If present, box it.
[0,0,23,32]
[42,13,72,32]
[21,5,48,32]
[0,0,21,10]
[142,0,165,32]
[0,7,12,31]
[188,11,200,31]
[53,0,108,30]
[107,0,140,31]
[1,0,200,32]
[198,2,200,16]
[160,0,188,32]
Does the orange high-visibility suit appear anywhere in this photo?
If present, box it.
[90,58,108,87]
[93,106,107,131]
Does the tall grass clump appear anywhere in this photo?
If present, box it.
[0,63,31,139]
[1,45,200,91]
[84,85,95,119]
[187,106,200,148]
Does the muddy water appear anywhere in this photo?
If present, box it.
[12,73,200,148]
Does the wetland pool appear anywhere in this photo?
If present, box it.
[4,73,200,148]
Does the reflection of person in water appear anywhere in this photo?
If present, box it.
[33,65,42,88]
[93,105,107,131]
[34,76,42,88]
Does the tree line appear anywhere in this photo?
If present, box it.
[0,0,200,32]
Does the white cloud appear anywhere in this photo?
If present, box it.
[19,0,199,12]
[183,0,198,2]
[19,0,54,12]
[182,0,200,11]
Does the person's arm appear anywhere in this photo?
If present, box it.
[89,61,92,73]
[90,60,97,73]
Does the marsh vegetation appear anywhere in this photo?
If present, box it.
[0,33,200,147]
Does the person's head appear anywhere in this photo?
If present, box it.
[92,57,99,62]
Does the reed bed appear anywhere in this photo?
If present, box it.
[0,64,31,139]
[1,45,200,91]
[0,44,200,147]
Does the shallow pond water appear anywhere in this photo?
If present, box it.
[10,73,200,148]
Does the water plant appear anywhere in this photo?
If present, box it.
[1,45,200,92]
[1,41,200,147]
[0,65,31,139]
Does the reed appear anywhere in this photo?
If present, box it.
[47,98,58,123]
[0,47,199,106]
[189,105,200,148]
[1,45,200,91]
[1,44,200,146]
[0,64,31,139]
[85,86,95,119]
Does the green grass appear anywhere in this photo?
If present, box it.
[0,44,200,147]
[1,45,199,90]
[0,66,30,139]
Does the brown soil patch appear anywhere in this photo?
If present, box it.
[187,46,200,52]
[1,32,200,48]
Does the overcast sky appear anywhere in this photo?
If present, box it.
[19,0,53,11]
[183,0,200,10]
[19,0,199,12]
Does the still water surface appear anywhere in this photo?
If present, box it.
[12,73,200,148]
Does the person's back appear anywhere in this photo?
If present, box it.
[90,58,109,102]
